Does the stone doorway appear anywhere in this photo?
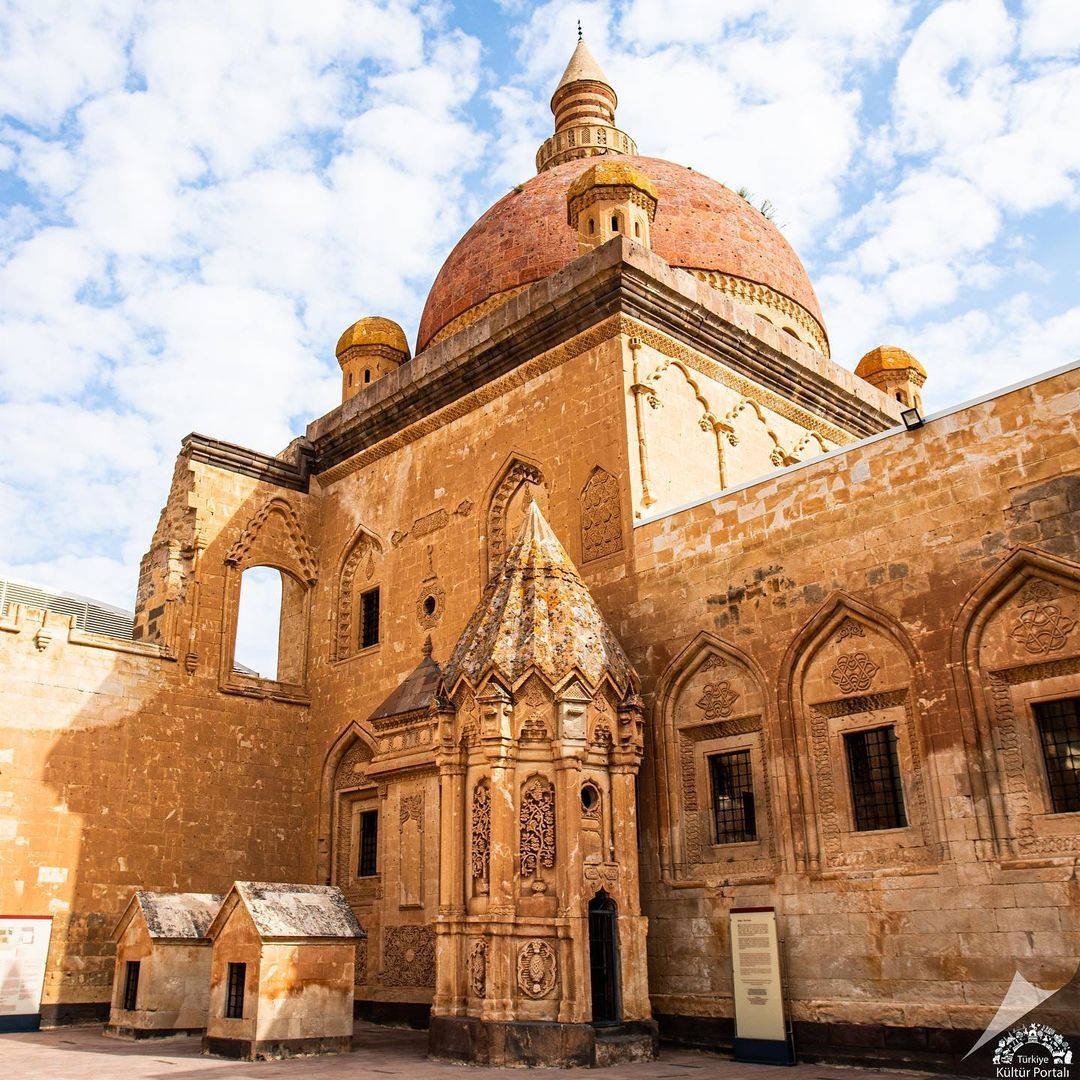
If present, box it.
[588,890,620,1025]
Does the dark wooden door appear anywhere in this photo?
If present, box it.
[588,890,620,1024]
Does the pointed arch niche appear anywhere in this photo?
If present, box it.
[780,596,940,874]
[481,452,548,582]
[320,724,381,907]
[953,548,1080,860]
[654,633,776,884]
[218,496,316,700]
[333,523,384,662]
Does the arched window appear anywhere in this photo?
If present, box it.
[364,369,371,384]
[634,221,641,238]
[232,566,306,683]
[611,214,620,232]
[588,217,595,235]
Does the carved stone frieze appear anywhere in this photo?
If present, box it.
[471,781,491,888]
[469,939,487,998]
[580,466,624,562]
[381,925,436,987]
[519,775,556,882]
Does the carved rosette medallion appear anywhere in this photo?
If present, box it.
[830,651,879,693]
[469,939,487,998]
[519,776,556,885]
[517,939,557,999]
[696,680,739,719]
[1009,603,1076,655]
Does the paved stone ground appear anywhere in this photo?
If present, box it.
[0,1022,959,1080]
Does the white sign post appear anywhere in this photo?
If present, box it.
[0,916,53,1032]
[729,907,794,1064]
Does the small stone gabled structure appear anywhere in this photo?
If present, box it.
[428,501,656,1067]
[106,891,223,1039]
[202,882,365,1060]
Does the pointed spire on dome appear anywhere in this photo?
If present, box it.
[443,501,635,695]
[554,36,613,99]
[536,35,637,173]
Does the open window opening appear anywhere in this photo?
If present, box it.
[233,565,306,683]
[359,586,381,650]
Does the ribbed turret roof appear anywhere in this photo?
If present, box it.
[444,501,633,694]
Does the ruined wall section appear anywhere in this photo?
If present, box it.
[587,366,1080,1054]
[0,453,320,1020]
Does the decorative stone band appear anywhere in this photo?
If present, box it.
[536,124,637,173]
[427,285,530,350]
[315,314,856,489]
[338,342,409,367]
[685,268,830,358]
[566,183,657,229]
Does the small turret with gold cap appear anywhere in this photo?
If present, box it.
[535,30,637,173]
[335,316,410,402]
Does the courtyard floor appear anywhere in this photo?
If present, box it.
[0,1022,960,1080]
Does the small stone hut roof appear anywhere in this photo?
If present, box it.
[207,882,365,943]
[112,891,224,943]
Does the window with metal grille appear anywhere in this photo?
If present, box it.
[122,960,140,1011]
[708,750,757,844]
[359,587,380,650]
[225,962,246,1019]
[1034,697,1080,814]
[844,726,907,831]
[357,809,379,877]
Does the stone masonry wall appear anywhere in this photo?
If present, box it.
[583,365,1080,1057]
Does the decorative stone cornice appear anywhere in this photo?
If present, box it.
[309,240,895,484]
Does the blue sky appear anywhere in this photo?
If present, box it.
[0,0,1078,634]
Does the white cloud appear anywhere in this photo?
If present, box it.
[0,0,486,608]
[1020,0,1080,58]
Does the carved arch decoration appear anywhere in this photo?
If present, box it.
[334,523,384,661]
[225,496,317,584]
[951,546,1080,859]
[219,496,316,694]
[580,466,624,563]
[481,451,547,581]
[777,593,942,874]
[652,632,778,884]
[317,721,380,889]
[725,397,796,468]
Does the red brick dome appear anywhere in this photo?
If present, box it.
[417,155,826,354]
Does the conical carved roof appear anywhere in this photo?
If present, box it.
[444,502,634,695]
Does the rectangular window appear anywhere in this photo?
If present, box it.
[708,750,757,844]
[360,587,380,650]
[225,962,246,1019]
[1034,697,1080,814]
[845,726,907,831]
[357,809,379,877]
[122,960,140,1011]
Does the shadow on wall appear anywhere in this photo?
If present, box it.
[26,482,324,1022]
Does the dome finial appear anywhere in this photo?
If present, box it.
[536,37,637,173]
